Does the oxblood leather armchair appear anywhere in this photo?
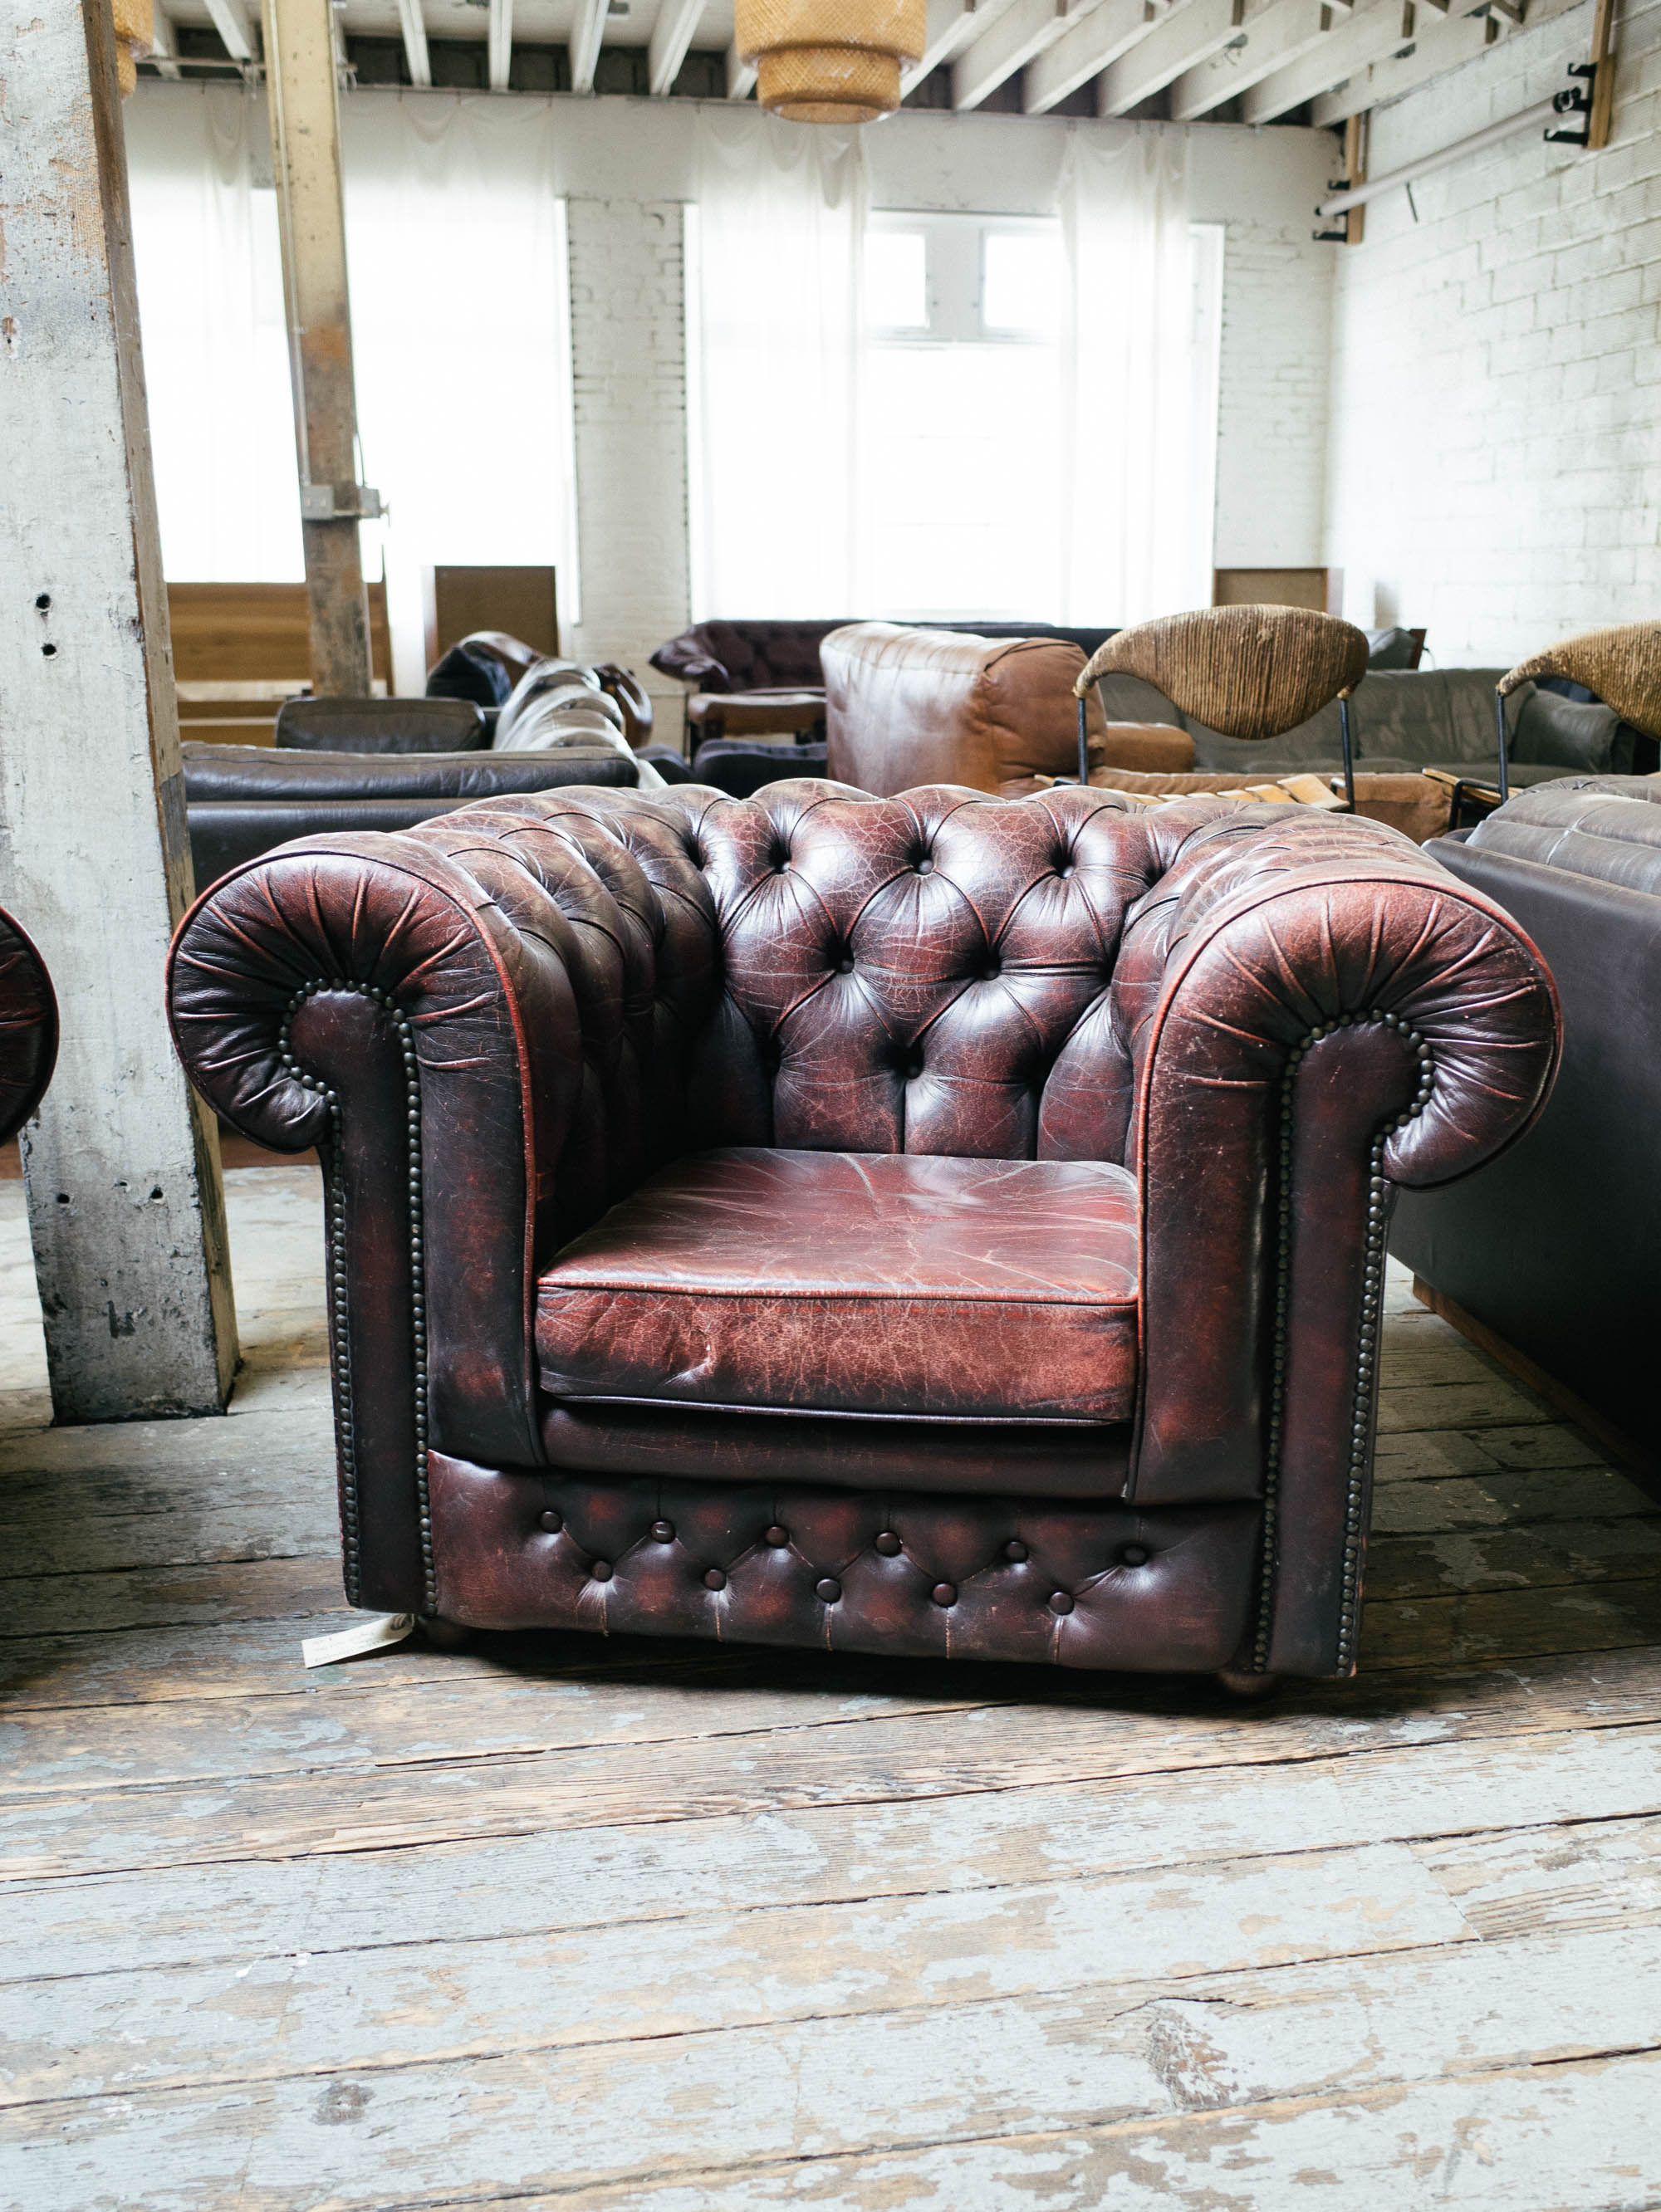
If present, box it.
[166,781,1558,1685]
[0,908,57,1146]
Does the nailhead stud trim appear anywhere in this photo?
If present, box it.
[1255,1009,1435,1675]
[280,979,433,1614]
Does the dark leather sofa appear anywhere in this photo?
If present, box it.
[168,780,1557,1685]
[183,648,673,889]
[1391,776,1659,1464]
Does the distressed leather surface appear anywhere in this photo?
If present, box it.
[537,1148,1139,1422]
[0,909,56,1149]
[822,623,1106,796]
[169,781,1560,1670]
[430,1452,1260,1671]
[541,1399,1132,1496]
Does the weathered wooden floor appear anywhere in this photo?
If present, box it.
[2,1166,1660,2211]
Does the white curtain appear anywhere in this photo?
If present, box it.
[688,110,866,619]
[125,86,301,584]
[125,85,578,692]
[342,95,578,691]
[1060,127,1208,625]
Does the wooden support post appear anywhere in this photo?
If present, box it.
[1344,112,1366,246]
[262,0,375,697]
[0,0,238,1420]
[1588,0,1616,149]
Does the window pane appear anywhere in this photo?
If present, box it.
[859,342,1062,617]
[865,231,928,330]
[982,232,1060,338]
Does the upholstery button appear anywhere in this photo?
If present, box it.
[903,1054,924,1080]
[815,1576,841,1603]
[1004,1539,1028,1562]
[1120,1544,1151,1567]
[932,1582,957,1607]
[835,953,855,974]
[539,1510,563,1534]
[590,1559,613,1582]
[915,856,933,874]
[1049,1590,1075,1615]
[875,1530,903,1556]
[765,1524,791,1547]
[651,1519,675,1542]
[703,1567,727,1590]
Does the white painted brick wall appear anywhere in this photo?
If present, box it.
[566,198,691,704]
[1214,213,1335,567]
[1325,0,1661,659]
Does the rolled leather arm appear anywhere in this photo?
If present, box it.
[165,797,703,1611]
[1085,806,1558,1675]
[0,908,57,1149]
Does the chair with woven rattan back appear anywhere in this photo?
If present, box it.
[1496,621,1661,801]
[1073,605,1372,810]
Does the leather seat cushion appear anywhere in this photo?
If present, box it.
[537,1147,1139,1423]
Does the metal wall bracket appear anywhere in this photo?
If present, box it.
[1545,59,1594,144]
[300,482,385,521]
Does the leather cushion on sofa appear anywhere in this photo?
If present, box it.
[537,1148,1139,1424]
[275,697,488,753]
[1511,688,1620,771]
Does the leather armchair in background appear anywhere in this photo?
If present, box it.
[168,784,1558,1686]
[822,623,1129,796]
[0,908,57,1148]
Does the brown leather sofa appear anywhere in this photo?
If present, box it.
[823,623,1193,796]
[0,908,57,1147]
[168,780,1557,1686]
[1391,775,1659,1466]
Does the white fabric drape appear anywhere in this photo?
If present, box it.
[125,86,578,692]
[342,95,578,689]
[688,110,866,619]
[1060,127,1208,626]
[125,87,301,584]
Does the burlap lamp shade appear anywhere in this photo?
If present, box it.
[736,0,927,123]
[111,0,155,95]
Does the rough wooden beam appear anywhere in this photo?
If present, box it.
[953,0,1090,108]
[571,0,608,90]
[262,0,374,697]
[1588,0,1615,148]
[488,0,512,87]
[0,0,237,1421]
[1169,0,1331,113]
[203,0,255,60]
[394,0,431,83]
[649,0,704,91]
[725,37,757,92]
[1022,0,1156,111]
[1099,0,1258,111]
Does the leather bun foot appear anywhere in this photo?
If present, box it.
[419,1616,475,1652]
[1215,1667,1283,1701]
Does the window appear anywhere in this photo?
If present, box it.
[858,213,1064,621]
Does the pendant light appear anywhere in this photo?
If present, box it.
[734,0,926,124]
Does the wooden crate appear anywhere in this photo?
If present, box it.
[168,581,392,744]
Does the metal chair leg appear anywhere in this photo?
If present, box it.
[1494,689,1511,804]
[1339,694,1356,813]
[1076,695,1090,786]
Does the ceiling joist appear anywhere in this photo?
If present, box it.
[1099,0,1263,113]
[953,0,1095,109]
[649,0,705,91]
[1021,0,1159,114]
[1169,0,1331,116]
[203,0,254,62]
[571,0,606,87]
[395,0,430,86]
[725,37,757,93]
[488,0,512,86]
[149,4,182,76]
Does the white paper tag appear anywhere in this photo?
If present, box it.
[302,1613,416,1669]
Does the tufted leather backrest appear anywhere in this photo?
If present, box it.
[411,781,1240,1223]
